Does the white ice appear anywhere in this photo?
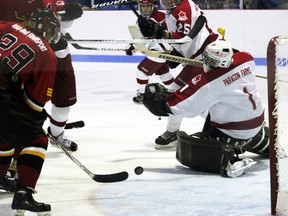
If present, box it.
[0,63,272,216]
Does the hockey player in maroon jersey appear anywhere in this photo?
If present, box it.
[137,0,219,149]
[142,40,269,177]
[0,10,60,213]
[0,0,83,152]
[126,0,174,103]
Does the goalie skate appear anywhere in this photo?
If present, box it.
[226,158,257,178]
[133,92,144,103]
[155,130,178,149]
[12,188,51,216]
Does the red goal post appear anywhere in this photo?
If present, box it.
[267,36,288,215]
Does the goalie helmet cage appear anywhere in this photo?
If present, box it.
[267,36,288,216]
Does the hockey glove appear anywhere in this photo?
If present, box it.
[166,49,183,69]
[125,44,136,56]
[50,36,68,52]
[60,2,83,21]
[138,18,165,39]
[143,83,172,117]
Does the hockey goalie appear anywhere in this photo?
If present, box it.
[142,40,269,177]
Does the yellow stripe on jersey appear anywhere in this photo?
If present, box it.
[20,147,46,160]
[23,92,43,112]
[47,88,53,97]
[0,149,15,157]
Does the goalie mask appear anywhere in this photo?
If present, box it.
[26,9,61,44]
[138,0,156,17]
[160,0,181,10]
[202,40,234,71]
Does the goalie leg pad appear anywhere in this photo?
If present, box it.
[176,131,235,176]
[243,126,269,157]
[137,58,167,76]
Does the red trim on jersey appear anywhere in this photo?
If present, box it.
[210,111,264,130]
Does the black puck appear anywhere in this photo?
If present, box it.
[134,166,144,175]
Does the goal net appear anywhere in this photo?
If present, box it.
[267,36,288,215]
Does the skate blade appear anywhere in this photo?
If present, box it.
[230,161,257,174]
[14,209,25,216]
[14,209,51,216]
[155,140,177,150]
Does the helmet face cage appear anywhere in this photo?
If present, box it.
[28,10,61,44]
[202,41,233,69]
[202,50,220,68]
[138,0,155,17]
[160,0,181,10]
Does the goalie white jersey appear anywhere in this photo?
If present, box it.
[167,51,265,139]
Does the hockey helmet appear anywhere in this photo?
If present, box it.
[160,0,181,10]
[138,0,156,17]
[26,9,61,44]
[202,40,234,69]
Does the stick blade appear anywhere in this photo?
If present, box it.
[65,120,85,129]
[92,171,129,183]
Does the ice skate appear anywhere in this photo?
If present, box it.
[155,130,178,149]
[132,91,144,103]
[48,127,78,151]
[0,176,17,192]
[226,158,257,178]
[12,187,51,216]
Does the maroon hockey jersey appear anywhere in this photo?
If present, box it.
[0,0,65,21]
[0,21,57,111]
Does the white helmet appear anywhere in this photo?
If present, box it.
[202,40,234,69]
[160,0,181,10]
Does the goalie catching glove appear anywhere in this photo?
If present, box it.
[143,83,173,116]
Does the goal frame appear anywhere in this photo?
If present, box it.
[267,35,288,215]
[267,36,278,216]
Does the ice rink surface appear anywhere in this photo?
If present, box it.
[0,63,272,216]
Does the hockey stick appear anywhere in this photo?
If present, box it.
[128,25,203,66]
[66,37,191,45]
[91,0,137,9]
[65,120,85,129]
[57,0,137,12]
[65,33,136,52]
[47,132,129,183]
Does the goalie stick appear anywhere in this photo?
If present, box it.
[128,26,270,79]
[47,132,129,183]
